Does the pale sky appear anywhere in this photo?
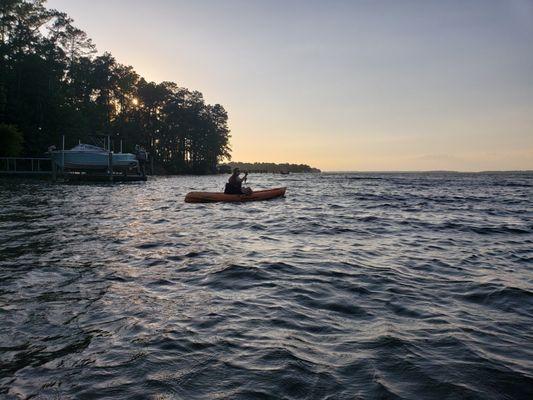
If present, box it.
[47,0,533,171]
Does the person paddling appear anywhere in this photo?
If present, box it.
[225,168,252,195]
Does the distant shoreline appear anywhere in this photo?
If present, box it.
[220,162,321,174]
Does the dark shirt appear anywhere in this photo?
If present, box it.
[136,150,147,163]
[225,174,243,194]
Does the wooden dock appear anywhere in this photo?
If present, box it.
[63,172,147,182]
[0,157,147,182]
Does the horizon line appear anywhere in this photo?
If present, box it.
[321,170,533,174]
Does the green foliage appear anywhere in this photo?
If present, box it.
[0,0,231,173]
[0,123,23,156]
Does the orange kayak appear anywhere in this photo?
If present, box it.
[185,187,286,203]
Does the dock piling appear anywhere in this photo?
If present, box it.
[52,159,57,182]
[107,136,113,182]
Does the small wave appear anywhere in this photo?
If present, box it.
[203,264,273,290]
[460,283,533,314]
[468,225,531,235]
[293,293,373,318]
[135,242,163,249]
[386,302,437,319]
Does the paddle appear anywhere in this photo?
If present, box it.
[242,171,252,195]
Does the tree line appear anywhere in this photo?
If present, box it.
[221,162,320,173]
[0,0,231,173]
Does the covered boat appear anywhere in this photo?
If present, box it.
[50,144,139,170]
[185,187,286,203]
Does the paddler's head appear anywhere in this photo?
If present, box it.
[232,167,240,175]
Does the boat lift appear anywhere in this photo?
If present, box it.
[1,135,148,182]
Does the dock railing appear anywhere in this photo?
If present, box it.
[0,157,52,175]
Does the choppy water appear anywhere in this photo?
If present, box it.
[1,172,532,399]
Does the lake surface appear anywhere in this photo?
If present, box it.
[1,172,532,399]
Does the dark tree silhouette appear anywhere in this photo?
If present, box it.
[0,0,231,173]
